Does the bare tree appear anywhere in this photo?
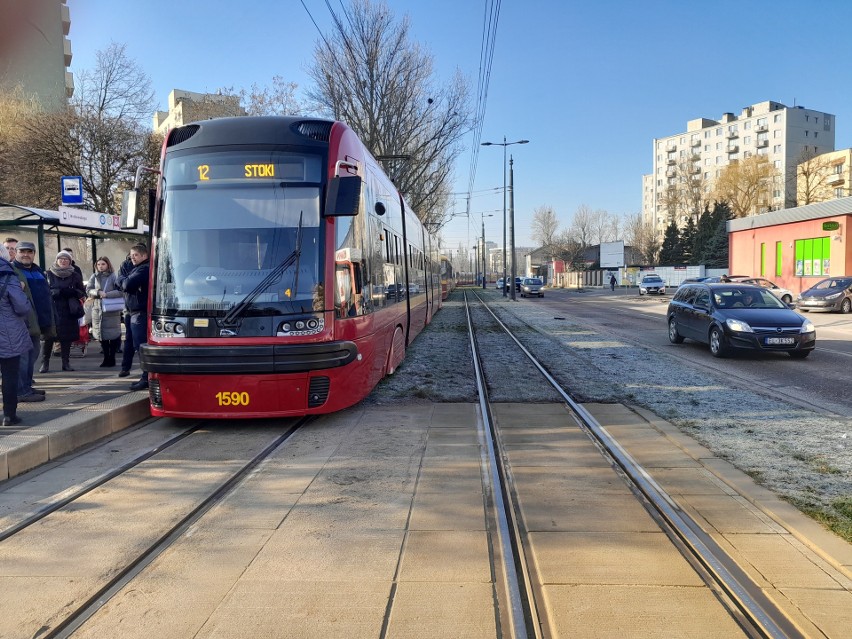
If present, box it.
[530,205,559,253]
[306,0,471,228]
[219,76,302,116]
[712,155,779,218]
[569,204,595,248]
[0,85,43,203]
[793,148,835,206]
[624,212,659,265]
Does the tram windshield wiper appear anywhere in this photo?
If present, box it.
[221,213,304,327]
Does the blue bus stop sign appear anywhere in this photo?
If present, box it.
[61,176,83,205]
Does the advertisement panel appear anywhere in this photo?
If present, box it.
[599,240,624,268]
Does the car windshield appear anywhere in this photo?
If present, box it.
[643,276,662,282]
[523,278,542,285]
[712,287,787,309]
[811,278,852,291]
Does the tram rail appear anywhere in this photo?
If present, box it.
[463,289,804,639]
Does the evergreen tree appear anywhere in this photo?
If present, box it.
[658,220,681,265]
[705,201,733,268]
[680,216,697,264]
[693,205,715,264]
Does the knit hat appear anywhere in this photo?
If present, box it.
[56,250,73,262]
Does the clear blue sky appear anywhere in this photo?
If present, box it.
[70,0,852,253]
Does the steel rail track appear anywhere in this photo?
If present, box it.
[0,419,200,543]
[43,417,311,639]
[468,290,804,639]
[464,290,542,639]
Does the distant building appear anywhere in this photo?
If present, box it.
[795,148,852,205]
[643,100,836,235]
[153,89,246,135]
[0,0,73,111]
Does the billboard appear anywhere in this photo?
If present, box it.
[600,240,624,268]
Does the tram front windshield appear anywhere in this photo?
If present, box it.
[154,150,323,316]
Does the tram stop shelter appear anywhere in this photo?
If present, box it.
[0,203,148,271]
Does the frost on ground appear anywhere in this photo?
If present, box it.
[365,288,851,536]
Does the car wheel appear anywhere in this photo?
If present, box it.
[789,350,811,359]
[709,326,728,358]
[668,318,684,344]
[841,298,852,314]
[781,294,792,304]
[639,290,645,296]
[800,308,809,312]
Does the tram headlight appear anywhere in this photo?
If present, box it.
[307,318,319,330]
[174,323,185,335]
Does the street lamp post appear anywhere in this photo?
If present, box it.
[482,137,529,297]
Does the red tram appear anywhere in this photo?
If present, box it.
[126,117,441,418]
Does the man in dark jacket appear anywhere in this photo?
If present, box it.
[11,241,55,400]
[116,253,134,378]
[116,243,149,391]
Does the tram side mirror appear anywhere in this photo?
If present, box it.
[325,176,362,217]
[120,190,138,230]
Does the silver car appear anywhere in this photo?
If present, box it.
[731,277,793,304]
[520,277,544,298]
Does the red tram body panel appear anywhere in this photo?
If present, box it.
[138,117,440,418]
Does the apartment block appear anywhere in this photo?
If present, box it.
[0,0,73,111]
[153,89,246,135]
[642,101,836,235]
[796,148,852,205]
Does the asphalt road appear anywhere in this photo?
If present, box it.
[532,287,852,417]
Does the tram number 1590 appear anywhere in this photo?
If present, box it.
[216,391,250,406]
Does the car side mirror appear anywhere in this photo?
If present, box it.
[325,176,362,217]
[120,190,138,230]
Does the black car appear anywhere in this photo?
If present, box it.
[667,283,815,358]
[796,277,852,313]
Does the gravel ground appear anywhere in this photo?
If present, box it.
[365,287,852,539]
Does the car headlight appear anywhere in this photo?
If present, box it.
[725,318,753,333]
[825,292,842,299]
[800,320,815,334]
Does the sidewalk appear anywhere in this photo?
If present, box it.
[0,342,151,481]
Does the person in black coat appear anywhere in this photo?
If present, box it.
[40,250,85,372]
[116,244,150,390]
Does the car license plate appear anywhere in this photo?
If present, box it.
[766,337,795,345]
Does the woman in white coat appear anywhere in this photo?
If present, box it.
[86,257,123,367]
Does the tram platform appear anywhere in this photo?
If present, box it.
[0,346,150,482]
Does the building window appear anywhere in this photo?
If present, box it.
[814,132,818,139]
[824,117,831,131]
[704,172,710,179]
[805,131,809,137]
[705,144,711,152]
[835,188,844,198]
[757,117,767,126]
[705,130,712,139]
[716,142,722,150]
[773,189,782,198]
[773,160,781,168]
[774,114,781,123]
[716,156,723,164]
[716,128,722,136]
[744,121,752,130]
[773,145,782,153]
[705,158,711,166]
[805,115,810,122]
[774,130,781,138]
[744,151,752,158]
[758,148,768,156]
[794,237,830,277]
[775,242,782,277]
[680,137,685,144]
[744,136,751,144]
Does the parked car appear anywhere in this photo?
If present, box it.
[797,277,852,313]
[495,278,504,290]
[520,277,544,298]
[639,273,666,295]
[678,277,710,287]
[667,283,815,358]
[729,277,793,304]
[385,283,406,299]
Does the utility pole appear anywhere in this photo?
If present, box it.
[509,156,517,301]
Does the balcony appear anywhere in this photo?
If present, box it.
[666,157,676,165]
[827,174,845,186]
[691,138,701,147]
[63,37,72,67]
[65,71,74,98]
[690,165,701,174]
[665,143,677,152]
[666,168,677,178]
[61,4,71,35]
[726,130,739,139]
[756,139,769,148]
[727,145,739,153]
[756,124,769,133]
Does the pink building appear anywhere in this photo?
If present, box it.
[728,197,852,296]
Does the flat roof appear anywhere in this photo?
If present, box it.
[727,196,852,232]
